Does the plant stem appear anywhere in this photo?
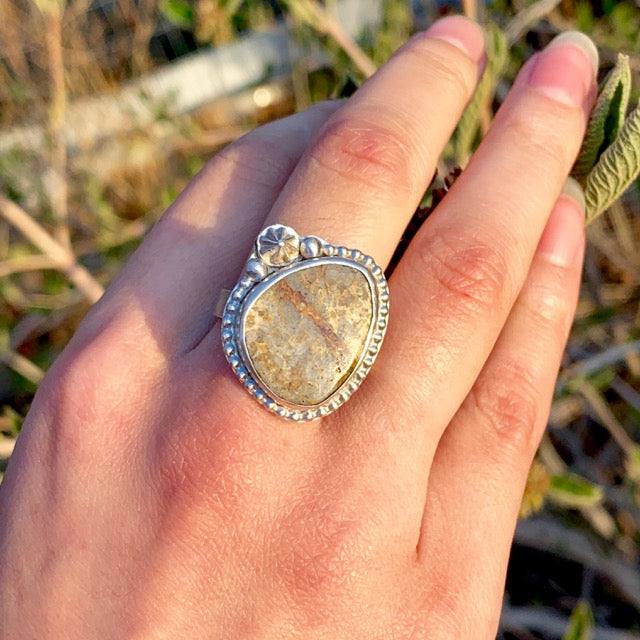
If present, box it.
[577,380,637,457]
[41,0,71,250]
[505,0,563,44]
[461,0,478,21]
[288,0,377,78]
[0,195,104,303]
[0,348,45,385]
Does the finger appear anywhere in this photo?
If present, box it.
[70,102,341,359]
[416,189,585,632]
[365,33,597,452]
[262,16,485,267]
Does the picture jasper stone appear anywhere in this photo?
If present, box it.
[242,262,374,406]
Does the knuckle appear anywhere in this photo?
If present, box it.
[154,384,269,513]
[412,234,512,319]
[521,278,574,333]
[307,117,416,194]
[506,110,570,168]
[47,317,160,447]
[411,577,485,640]
[210,133,293,191]
[156,426,251,521]
[404,36,476,101]
[53,336,119,419]
[42,335,136,462]
[470,361,543,449]
[272,489,373,607]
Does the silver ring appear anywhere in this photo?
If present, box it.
[220,224,390,421]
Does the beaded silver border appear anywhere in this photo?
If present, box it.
[221,224,390,422]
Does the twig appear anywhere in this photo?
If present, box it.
[608,201,640,269]
[0,219,149,279]
[319,9,377,77]
[539,434,566,474]
[10,303,84,351]
[587,221,640,286]
[577,380,637,457]
[461,0,478,21]
[613,323,640,379]
[505,0,563,45]
[0,437,16,459]
[0,347,45,385]
[539,435,617,540]
[287,0,377,77]
[501,605,640,640]
[2,282,84,311]
[610,376,640,414]
[515,517,640,610]
[40,0,71,250]
[0,254,57,278]
[0,195,103,303]
[556,340,640,394]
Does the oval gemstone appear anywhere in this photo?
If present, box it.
[242,262,374,406]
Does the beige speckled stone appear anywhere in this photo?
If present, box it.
[243,263,373,406]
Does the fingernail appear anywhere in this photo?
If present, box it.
[425,15,485,65]
[527,31,598,107]
[537,178,585,267]
[560,176,586,211]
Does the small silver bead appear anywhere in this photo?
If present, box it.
[299,236,322,259]
[246,258,267,279]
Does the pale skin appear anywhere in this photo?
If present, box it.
[0,16,597,639]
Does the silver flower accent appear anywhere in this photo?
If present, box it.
[256,224,300,266]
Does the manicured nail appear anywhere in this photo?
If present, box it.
[560,176,586,211]
[549,32,599,76]
[527,31,598,107]
[425,15,485,65]
[537,178,585,267]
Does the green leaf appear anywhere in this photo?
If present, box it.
[453,23,508,166]
[548,473,603,509]
[573,53,631,182]
[584,99,640,223]
[563,601,594,640]
[575,1,595,32]
[160,0,194,29]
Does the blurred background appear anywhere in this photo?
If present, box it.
[0,0,639,637]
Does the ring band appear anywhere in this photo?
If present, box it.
[220,224,390,421]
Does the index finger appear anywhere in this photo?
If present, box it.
[262,16,486,267]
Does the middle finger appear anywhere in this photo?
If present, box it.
[262,15,485,266]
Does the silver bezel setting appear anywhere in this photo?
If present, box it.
[221,225,390,422]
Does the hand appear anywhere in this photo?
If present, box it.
[0,16,596,639]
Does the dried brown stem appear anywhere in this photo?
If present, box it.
[41,0,70,250]
[516,517,640,610]
[0,195,103,303]
[0,436,17,459]
[577,380,637,456]
[538,435,617,540]
[0,347,45,385]
[288,0,377,78]
[0,254,57,278]
[505,0,563,44]
[461,0,478,21]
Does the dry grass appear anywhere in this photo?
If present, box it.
[0,1,638,637]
